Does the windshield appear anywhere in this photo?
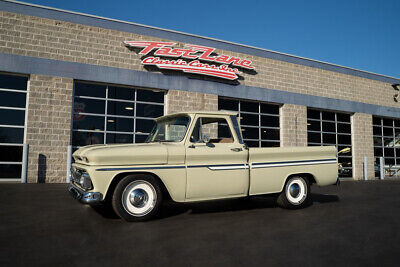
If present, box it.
[146,116,191,143]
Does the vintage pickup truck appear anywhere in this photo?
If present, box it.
[69,111,338,221]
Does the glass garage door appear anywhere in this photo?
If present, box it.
[72,81,164,150]
[372,116,400,178]
[307,108,352,178]
[218,97,280,147]
[0,73,28,181]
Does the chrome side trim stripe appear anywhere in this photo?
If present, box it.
[207,164,249,171]
[251,159,337,169]
[96,159,335,171]
[96,166,186,171]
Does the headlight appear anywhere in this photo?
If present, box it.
[79,173,93,190]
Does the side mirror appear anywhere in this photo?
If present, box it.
[202,134,210,143]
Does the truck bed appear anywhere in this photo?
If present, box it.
[248,146,338,195]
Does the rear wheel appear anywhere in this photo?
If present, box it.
[112,174,162,222]
[276,176,310,209]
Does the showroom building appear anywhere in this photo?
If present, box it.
[0,0,400,183]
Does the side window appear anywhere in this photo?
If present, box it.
[190,117,234,144]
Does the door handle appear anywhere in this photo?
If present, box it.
[231,148,242,152]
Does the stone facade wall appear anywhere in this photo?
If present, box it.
[280,104,307,147]
[26,75,73,183]
[0,11,398,110]
[165,90,218,114]
[351,113,375,180]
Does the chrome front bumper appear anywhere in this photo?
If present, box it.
[68,183,103,204]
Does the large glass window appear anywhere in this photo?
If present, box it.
[307,108,352,178]
[72,82,164,149]
[218,97,280,147]
[0,73,28,181]
[373,116,400,178]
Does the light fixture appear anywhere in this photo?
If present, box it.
[107,119,114,123]
[125,107,134,110]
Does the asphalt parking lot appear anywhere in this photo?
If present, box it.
[1,180,400,266]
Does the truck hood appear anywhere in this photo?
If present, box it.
[73,143,168,166]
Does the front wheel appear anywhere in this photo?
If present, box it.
[112,174,162,222]
[276,176,310,209]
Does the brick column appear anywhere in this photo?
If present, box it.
[165,90,218,114]
[280,104,307,147]
[26,75,73,183]
[351,113,375,180]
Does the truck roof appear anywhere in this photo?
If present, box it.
[156,110,238,121]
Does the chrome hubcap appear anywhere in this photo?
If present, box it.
[289,183,300,198]
[129,189,148,208]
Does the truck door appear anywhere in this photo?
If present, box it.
[185,115,249,200]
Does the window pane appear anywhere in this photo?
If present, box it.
[0,146,23,162]
[374,147,383,157]
[0,127,24,143]
[322,121,335,133]
[135,134,148,143]
[395,120,400,128]
[307,120,320,131]
[338,134,351,145]
[0,164,22,178]
[0,74,27,91]
[373,117,381,126]
[322,133,336,144]
[107,117,133,133]
[242,127,259,140]
[308,132,321,143]
[384,137,394,147]
[307,109,320,120]
[136,103,163,118]
[373,126,382,136]
[373,136,382,146]
[106,133,133,144]
[218,98,238,111]
[73,115,104,131]
[261,115,279,127]
[245,140,259,147]
[337,113,350,123]
[108,86,135,101]
[136,119,155,134]
[261,129,280,140]
[0,91,26,108]
[241,101,259,112]
[337,123,351,134]
[75,83,106,98]
[383,127,393,137]
[261,141,280,147]
[137,89,164,103]
[74,98,105,114]
[385,148,395,157]
[107,101,134,116]
[322,111,335,121]
[260,104,279,115]
[383,118,393,127]
[72,131,103,146]
[241,113,258,126]
[0,109,25,126]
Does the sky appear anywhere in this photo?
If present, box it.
[20,0,400,78]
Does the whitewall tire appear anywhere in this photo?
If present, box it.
[277,176,310,209]
[112,174,162,222]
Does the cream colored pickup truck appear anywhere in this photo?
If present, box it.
[69,111,338,221]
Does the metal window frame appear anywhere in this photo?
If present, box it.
[0,73,29,181]
[307,108,353,178]
[72,81,165,148]
[218,97,281,147]
[372,116,400,177]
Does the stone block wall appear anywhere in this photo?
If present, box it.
[351,113,375,180]
[25,74,73,183]
[280,104,307,147]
